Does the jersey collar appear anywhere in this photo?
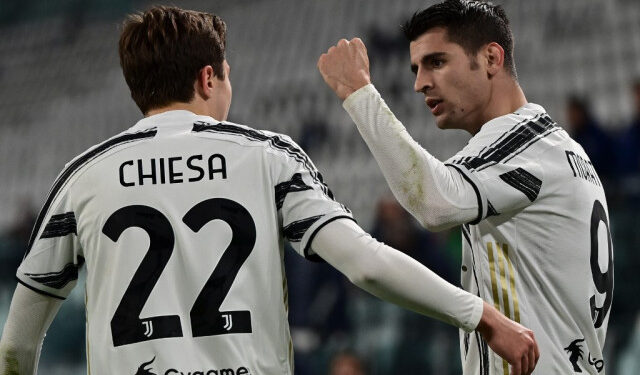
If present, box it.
[475,102,548,138]
[129,110,221,132]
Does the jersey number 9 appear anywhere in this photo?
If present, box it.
[589,199,613,329]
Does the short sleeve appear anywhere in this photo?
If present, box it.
[445,155,544,223]
[273,136,354,261]
[16,183,83,300]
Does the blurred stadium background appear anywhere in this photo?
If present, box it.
[0,0,639,374]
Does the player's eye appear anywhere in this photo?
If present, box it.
[432,59,445,68]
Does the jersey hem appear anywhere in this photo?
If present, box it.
[16,277,66,300]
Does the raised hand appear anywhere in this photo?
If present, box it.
[317,38,371,101]
[476,302,540,375]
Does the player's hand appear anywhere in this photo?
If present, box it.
[317,38,371,101]
[476,302,539,375]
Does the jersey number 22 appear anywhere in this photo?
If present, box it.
[103,198,255,347]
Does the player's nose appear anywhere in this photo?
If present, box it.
[414,69,433,94]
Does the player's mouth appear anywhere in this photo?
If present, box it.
[426,98,444,115]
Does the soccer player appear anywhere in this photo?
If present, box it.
[317,0,612,374]
[0,5,537,375]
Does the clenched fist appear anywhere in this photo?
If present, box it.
[317,38,371,101]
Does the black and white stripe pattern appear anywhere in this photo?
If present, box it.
[282,215,323,242]
[193,121,332,194]
[26,128,157,256]
[193,121,351,214]
[449,114,559,172]
[41,212,77,239]
[24,262,80,289]
[275,173,312,210]
[475,331,490,375]
[499,168,542,202]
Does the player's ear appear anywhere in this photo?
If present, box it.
[195,65,215,100]
[485,42,505,78]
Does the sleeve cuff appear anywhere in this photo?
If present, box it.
[463,295,484,332]
[342,83,379,109]
[341,82,409,150]
[15,276,66,300]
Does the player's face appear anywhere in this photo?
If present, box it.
[410,27,491,134]
[210,60,232,121]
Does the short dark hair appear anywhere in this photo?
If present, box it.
[402,0,516,78]
[119,6,227,114]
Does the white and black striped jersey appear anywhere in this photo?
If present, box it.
[445,103,612,375]
[16,110,352,375]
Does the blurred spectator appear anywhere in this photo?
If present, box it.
[617,80,640,176]
[328,351,367,375]
[566,95,615,179]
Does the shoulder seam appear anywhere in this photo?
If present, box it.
[192,121,336,200]
[461,114,559,172]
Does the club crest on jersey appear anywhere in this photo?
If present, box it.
[143,320,154,338]
[222,314,233,331]
[564,338,604,373]
[135,356,157,375]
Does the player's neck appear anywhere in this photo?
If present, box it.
[472,79,527,135]
[145,101,211,119]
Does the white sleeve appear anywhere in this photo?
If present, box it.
[310,218,483,332]
[0,284,63,375]
[272,133,353,261]
[342,84,482,231]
